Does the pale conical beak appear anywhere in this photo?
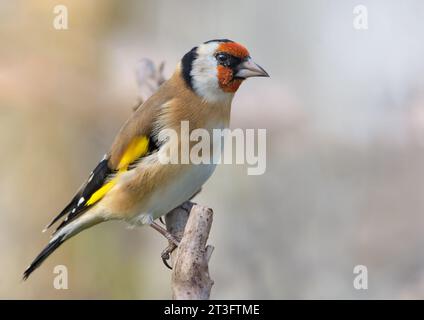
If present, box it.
[235,58,269,79]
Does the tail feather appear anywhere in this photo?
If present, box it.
[23,235,65,281]
[23,211,103,280]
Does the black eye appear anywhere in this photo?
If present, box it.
[216,53,230,65]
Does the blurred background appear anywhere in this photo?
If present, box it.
[1,0,424,299]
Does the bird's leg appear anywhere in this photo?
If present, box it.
[150,221,180,246]
[150,221,180,269]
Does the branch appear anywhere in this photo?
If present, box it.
[165,202,215,300]
[133,58,166,111]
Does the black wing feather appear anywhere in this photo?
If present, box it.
[45,158,114,231]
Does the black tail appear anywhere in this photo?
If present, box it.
[23,235,65,281]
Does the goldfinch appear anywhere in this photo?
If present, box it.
[23,39,269,280]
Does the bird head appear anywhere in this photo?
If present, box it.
[181,39,269,103]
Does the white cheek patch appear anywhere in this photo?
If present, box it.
[191,42,233,103]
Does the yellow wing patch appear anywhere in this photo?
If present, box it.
[117,136,149,170]
[85,136,149,206]
[85,180,117,206]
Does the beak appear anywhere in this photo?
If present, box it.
[235,58,269,79]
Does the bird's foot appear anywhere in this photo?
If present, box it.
[161,242,178,270]
[151,201,195,269]
[150,221,181,268]
[159,216,165,225]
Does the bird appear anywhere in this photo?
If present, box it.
[23,39,269,280]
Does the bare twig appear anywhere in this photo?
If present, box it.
[133,58,166,111]
[165,202,215,300]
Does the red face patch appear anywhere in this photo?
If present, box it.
[217,65,243,92]
[217,42,250,59]
[216,42,248,92]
